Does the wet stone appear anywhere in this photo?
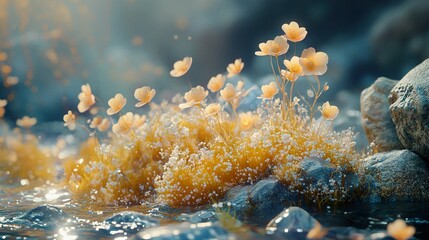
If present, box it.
[6,205,71,229]
[104,211,159,234]
[134,222,233,240]
[364,149,429,201]
[221,185,252,219]
[248,178,297,225]
[299,157,335,185]
[179,210,217,223]
[266,207,319,238]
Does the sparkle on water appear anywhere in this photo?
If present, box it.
[1,184,429,239]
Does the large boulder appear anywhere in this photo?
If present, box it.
[389,58,429,160]
[364,150,429,201]
[361,77,403,151]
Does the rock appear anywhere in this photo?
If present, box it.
[364,150,429,201]
[178,210,217,224]
[266,207,319,238]
[248,178,296,225]
[7,205,71,229]
[361,77,404,151]
[389,58,429,160]
[299,157,335,185]
[104,211,159,234]
[133,222,235,240]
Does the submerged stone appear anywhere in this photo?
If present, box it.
[389,58,429,161]
[361,77,403,152]
[299,157,335,185]
[364,150,429,201]
[248,178,296,225]
[7,205,71,229]
[105,211,159,234]
[133,222,235,240]
[266,206,319,238]
[178,210,217,224]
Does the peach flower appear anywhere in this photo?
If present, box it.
[281,69,298,82]
[89,116,102,128]
[97,118,110,132]
[170,57,192,77]
[220,83,239,102]
[387,219,415,240]
[207,74,226,92]
[226,59,244,78]
[112,112,134,134]
[300,48,328,76]
[17,116,37,128]
[321,101,339,120]
[134,86,156,107]
[284,56,303,76]
[259,82,278,99]
[63,111,76,130]
[0,99,7,108]
[179,86,208,109]
[255,36,289,57]
[77,84,96,113]
[282,21,307,42]
[132,114,146,129]
[107,93,126,115]
[204,103,221,117]
[239,112,259,130]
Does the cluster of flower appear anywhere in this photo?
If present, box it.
[63,21,362,207]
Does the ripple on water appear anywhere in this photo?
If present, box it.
[1,185,429,239]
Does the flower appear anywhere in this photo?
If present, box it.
[133,114,146,129]
[387,219,415,240]
[226,59,244,78]
[4,76,19,87]
[204,103,221,117]
[259,82,278,99]
[321,101,339,120]
[255,36,289,57]
[0,108,5,118]
[77,84,96,113]
[179,86,208,109]
[323,84,329,91]
[282,21,307,42]
[107,93,127,115]
[284,56,303,76]
[300,48,329,76]
[17,116,37,128]
[63,111,76,130]
[207,74,226,92]
[170,57,192,77]
[220,83,239,102]
[281,69,298,82]
[0,99,7,108]
[134,86,156,107]
[97,118,110,132]
[89,116,102,128]
[112,112,134,134]
[239,112,259,130]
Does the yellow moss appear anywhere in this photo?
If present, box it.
[0,135,55,185]
[64,108,216,205]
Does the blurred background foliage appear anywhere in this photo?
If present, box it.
[0,0,428,124]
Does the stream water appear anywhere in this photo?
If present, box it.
[1,184,428,239]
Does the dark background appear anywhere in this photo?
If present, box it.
[0,0,428,127]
